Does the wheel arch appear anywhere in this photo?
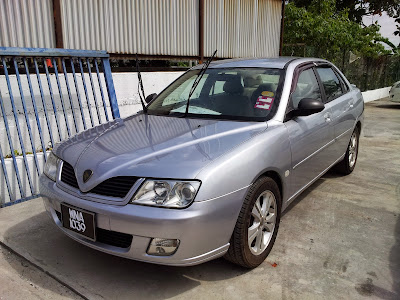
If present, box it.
[256,169,284,205]
[356,120,362,134]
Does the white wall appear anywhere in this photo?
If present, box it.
[361,87,390,103]
[113,72,184,118]
[0,152,46,206]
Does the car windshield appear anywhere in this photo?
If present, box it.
[147,68,284,121]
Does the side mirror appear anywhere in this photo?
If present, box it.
[293,98,325,117]
[145,93,157,103]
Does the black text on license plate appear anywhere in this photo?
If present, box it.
[60,204,96,241]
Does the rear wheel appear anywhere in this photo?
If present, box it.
[224,177,281,268]
[336,128,359,175]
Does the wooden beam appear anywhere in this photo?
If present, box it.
[279,0,285,56]
[53,0,64,49]
[199,0,204,63]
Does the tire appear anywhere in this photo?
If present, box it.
[336,127,360,175]
[224,176,281,268]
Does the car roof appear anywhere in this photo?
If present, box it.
[193,57,303,70]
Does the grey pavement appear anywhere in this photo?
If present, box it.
[0,243,81,300]
[0,98,399,300]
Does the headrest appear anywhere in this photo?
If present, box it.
[251,83,276,102]
[223,76,244,94]
[244,75,263,87]
[255,83,275,94]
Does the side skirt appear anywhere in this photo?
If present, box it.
[283,152,346,210]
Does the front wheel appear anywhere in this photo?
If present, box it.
[336,127,360,175]
[224,177,281,268]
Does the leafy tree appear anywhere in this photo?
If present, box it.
[284,0,393,61]
[291,0,400,23]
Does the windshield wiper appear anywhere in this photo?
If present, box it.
[136,54,147,113]
[184,50,217,116]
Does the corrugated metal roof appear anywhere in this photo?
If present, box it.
[61,0,199,56]
[0,0,282,58]
[204,0,282,58]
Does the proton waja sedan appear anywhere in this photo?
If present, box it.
[40,57,364,268]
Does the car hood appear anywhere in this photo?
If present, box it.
[54,114,268,192]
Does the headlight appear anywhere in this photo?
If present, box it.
[43,152,60,181]
[131,180,201,208]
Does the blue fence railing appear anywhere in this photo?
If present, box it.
[0,47,120,207]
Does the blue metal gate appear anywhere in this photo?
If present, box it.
[0,47,120,207]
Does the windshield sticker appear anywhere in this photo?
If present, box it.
[261,91,274,97]
[255,96,274,110]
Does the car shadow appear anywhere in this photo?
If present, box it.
[3,211,251,299]
[375,104,400,109]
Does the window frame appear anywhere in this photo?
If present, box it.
[333,68,350,93]
[314,64,349,103]
[286,63,325,113]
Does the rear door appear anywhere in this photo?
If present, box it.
[285,65,336,197]
[315,66,356,156]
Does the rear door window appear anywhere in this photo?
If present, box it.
[316,67,343,102]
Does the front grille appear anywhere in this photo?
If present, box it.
[60,162,138,198]
[55,210,62,221]
[55,211,133,249]
[89,176,138,198]
[60,162,79,189]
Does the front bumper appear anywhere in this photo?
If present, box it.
[39,175,247,266]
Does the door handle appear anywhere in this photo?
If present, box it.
[324,113,331,123]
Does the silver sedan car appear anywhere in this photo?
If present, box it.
[389,81,400,103]
[40,57,364,268]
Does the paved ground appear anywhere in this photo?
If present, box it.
[0,244,81,300]
[0,98,399,300]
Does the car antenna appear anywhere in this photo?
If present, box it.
[184,49,217,116]
[136,53,147,113]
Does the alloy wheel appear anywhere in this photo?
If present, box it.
[348,131,358,168]
[248,190,277,255]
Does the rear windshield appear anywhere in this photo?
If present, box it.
[147,68,284,121]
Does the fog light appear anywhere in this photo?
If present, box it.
[147,238,180,256]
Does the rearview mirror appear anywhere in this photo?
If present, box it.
[293,98,325,117]
[145,93,157,103]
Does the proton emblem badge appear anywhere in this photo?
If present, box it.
[83,169,93,183]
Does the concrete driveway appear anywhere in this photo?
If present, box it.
[0,99,399,300]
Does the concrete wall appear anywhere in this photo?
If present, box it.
[114,72,184,118]
[361,87,390,103]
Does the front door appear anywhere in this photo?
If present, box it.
[284,66,336,199]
